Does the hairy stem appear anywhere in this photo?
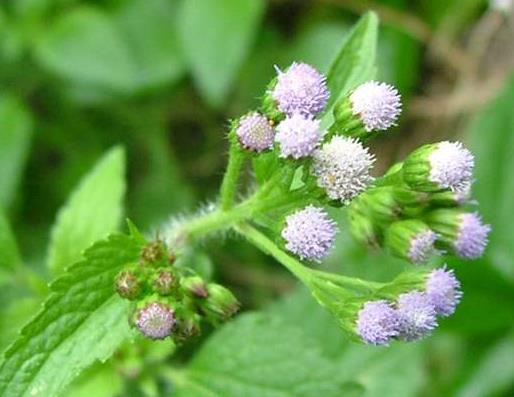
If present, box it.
[219,138,246,211]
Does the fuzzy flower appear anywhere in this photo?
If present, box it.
[428,141,474,191]
[312,136,375,203]
[272,62,329,117]
[455,213,491,259]
[281,205,337,262]
[397,291,438,341]
[356,300,400,345]
[275,113,322,159]
[408,230,438,264]
[135,302,175,340]
[349,81,402,132]
[426,266,463,317]
[236,112,275,152]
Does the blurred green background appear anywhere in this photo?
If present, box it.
[0,0,513,396]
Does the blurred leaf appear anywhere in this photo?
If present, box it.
[174,313,345,397]
[35,7,136,93]
[0,95,33,208]
[324,12,378,120]
[115,0,186,91]
[467,75,514,281]
[65,362,122,397]
[47,147,125,275]
[178,0,264,107]
[456,333,514,397]
[0,232,142,397]
[0,209,22,276]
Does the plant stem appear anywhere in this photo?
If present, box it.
[310,269,383,292]
[235,223,312,283]
[219,139,246,211]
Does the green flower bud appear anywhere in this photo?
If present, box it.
[384,220,438,265]
[392,187,429,208]
[330,97,367,139]
[140,239,168,265]
[260,76,284,123]
[201,283,240,324]
[152,269,176,296]
[358,187,402,225]
[349,202,380,248]
[115,270,142,300]
[181,276,208,298]
[403,141,474,192]
[174,313,202,343]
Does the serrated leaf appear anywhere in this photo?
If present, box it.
[323,12,378,126]
[178,0,264,107]
[0,232,143,397]
[467,75,514,281]
[47,146,125,275]
[0,95,33,208]
[174,313,345,397]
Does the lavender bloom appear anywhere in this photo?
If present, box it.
[429,141,474,191]
[426,266,463,317]
[349,81,402,132]
[236,112,275,152]
[397,291,438,341]
[281,205,337,261]
[455,213,491,259]
[312,136,375,203]
[136,302,175,340]
[272,62,329,117]
[408,230,438,264]
[357,300,400,345]
[275,113,322,159]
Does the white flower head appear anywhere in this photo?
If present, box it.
[429,141,474,191]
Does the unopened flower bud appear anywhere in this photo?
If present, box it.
[356,300,400,345]
[332,81,401,138]
[134,301,175,340]
[359,187,403,224]
[281,205,337,262]
[425,266,462,317]
[140,240,167,265]
[270,62,329,117]
[115,270,142,300]
[348,202,381,248]
[181,276,208,298]
[403,141,474,192]
[428,183,473,207]
[174,313,202,342]
[396,291,438,341]
[312,136,375,203]
[152,269,176,296]
[275,114,322,159]
[235,112,275,152]
[201,283,240,323]
[384,220,438,265]
[425,209,491,259]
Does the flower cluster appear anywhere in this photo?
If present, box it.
[357,267,462,345]
[115,240,239,341]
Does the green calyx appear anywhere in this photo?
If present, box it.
[260,76,284,123]
[424,208,462,248]
[384,219,434,263]
[402,143,442,192]
[329,96,368,139]
[199,283,241,325]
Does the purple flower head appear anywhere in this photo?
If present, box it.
[136,302,175,340]
[272,62,329,117]
[429,141,474,191]
[455,212,491,259]
[236,112,274,152]
[357,300,400,345]
[275,113,322,159]
[281,205,337,262]
[426,266,463,317]
[312,136,375,203]
[397,291,438,341]
[349,81,402,132]
[408,230,438,265]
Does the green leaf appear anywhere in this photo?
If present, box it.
[115,0,186,91]
[66,362,122,397]
[324,12,379,117]
[0,95,33,208]
[0,209,22,277]
[467,75,514,281]
[35,7,136,93]
[456,333,514,397]
[0,232,143,397]
[47,147,126,275]
[173,313,345,397]
[178,0,264,107]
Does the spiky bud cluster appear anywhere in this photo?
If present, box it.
[281,205,337,262]
[356,266,462,345]
[115,239,239,342]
